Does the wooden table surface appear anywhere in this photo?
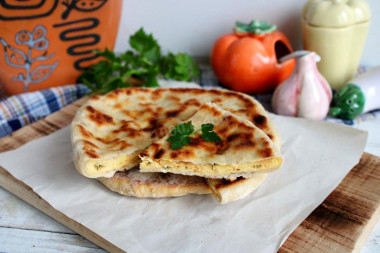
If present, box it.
[2,186,379,253]
[1,97,380,253]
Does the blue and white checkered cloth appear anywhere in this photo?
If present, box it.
[0,64,379,138]
[0,85,90,137]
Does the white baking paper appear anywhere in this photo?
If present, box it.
[0,115,368,253]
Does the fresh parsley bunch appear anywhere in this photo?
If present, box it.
[78,28,200,94]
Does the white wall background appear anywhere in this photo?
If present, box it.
[114,0,379,66]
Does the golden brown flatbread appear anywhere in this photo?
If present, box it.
[71,88,280,178]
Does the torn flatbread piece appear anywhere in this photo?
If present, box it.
[206,174,267,204]
[139,103,283,180]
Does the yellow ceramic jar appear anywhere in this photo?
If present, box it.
[302,0,371,90]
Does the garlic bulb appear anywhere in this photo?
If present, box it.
[272,51,332,120]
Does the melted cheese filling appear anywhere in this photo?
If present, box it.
[139,158,282,179]
[84,153,140,178]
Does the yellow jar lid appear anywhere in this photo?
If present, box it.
[303,0,371,28]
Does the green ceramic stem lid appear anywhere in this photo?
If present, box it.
[234,20,276,35]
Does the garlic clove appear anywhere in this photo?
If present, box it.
[272,72,299,117]
[272,51,332,120]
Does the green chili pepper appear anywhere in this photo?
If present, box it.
[328,84,365,120]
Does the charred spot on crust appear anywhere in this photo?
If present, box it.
[253,114,267,127]
[184,150,193,155]
[152,89,164,100]
[226,132,254,143]
[86,106,114,125]
[215,141,228,155]
[260,148,273,158]
[217,127,229,135]
[139,151,148,157]
[189,136,216,152]
[236,108,248,113]
[78,125,94,139]
[102,114,113,123]
[86,105,95,113]
[215,177,244,189]
[189,136,203,146]
[105,88,124,99]
[166,110,180,118]
[235,141,256,149]
[150,118,158,127]
[112,121,142,137]
[121,109,135,119]
[261,140,270,147]
[95,137,132,148]
[106,92,117,99]
[188,135,226,154]
[143,118,158,132]
[149,143,160,154]
[83,140,99,149]
[241,97,256,109]
[184,99,201,107]
[258,140,273,157]
[212,98,223,103]
[227,134,240,142]
[167,95,181,102]
[113,89,123,95]
[221,115,256,132]
[154,149,165,159]
[126,129,143,138]
[85,150,99,158]
[209,105,223,117]
[108,140,131,150]
[90,95,100,100]
[95,137,118,144]
[154,126,170,139]
[170,151,179,159]
[170,149,195,159]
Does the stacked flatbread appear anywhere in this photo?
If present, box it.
[71,87,283,203]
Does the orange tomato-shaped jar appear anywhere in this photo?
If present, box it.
[211,20,295,94]
[0,0,122,96]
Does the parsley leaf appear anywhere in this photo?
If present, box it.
[200,123,214,132]
[201,123,223,142]
[167,121,194,150]
[78,28,200,94]
[171,121,195,136]
[167,122,222,150]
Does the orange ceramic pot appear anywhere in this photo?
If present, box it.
[0,0,122,96]
[211,20,295,94]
